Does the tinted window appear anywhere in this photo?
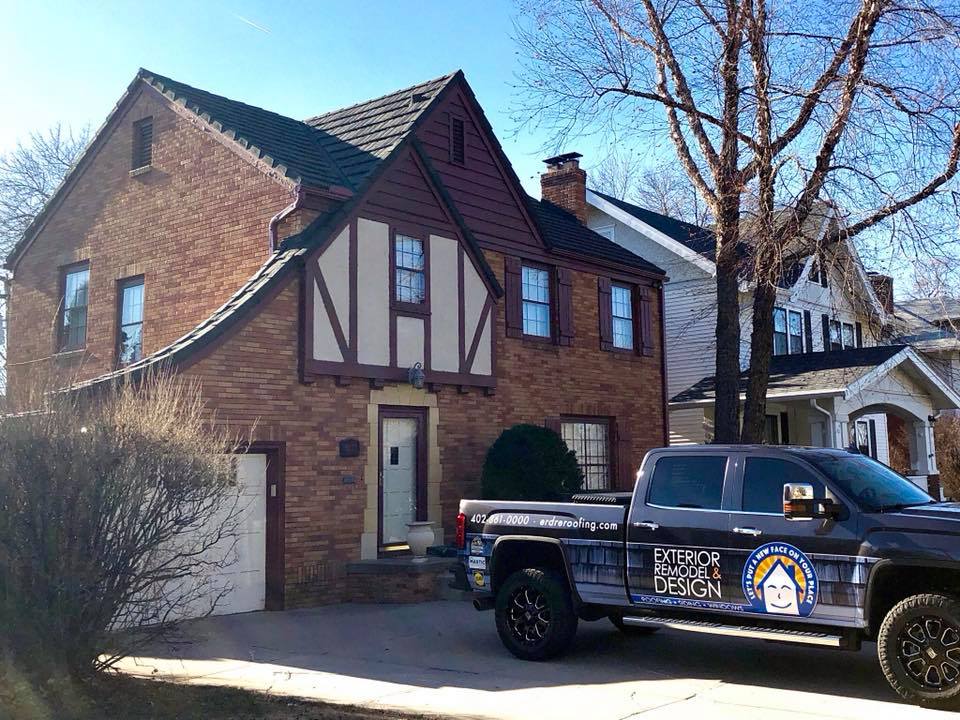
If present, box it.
[797,451,932,511]
[742,458,823,513]
[648,456,727,510]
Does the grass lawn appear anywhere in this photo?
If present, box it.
[0,672,432,720]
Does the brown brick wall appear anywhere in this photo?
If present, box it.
[5,85,294,400]
[540,164,588,223]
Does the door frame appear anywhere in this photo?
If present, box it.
[244,441,286,611]
[378,406,428,549]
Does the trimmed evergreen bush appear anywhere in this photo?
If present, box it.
[480,424,583,500]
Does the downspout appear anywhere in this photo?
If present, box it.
[809,398,834,448]
[268,185,306,252]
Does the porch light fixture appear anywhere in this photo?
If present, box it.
[408,362,425,389]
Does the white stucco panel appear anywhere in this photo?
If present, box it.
[470,312,492,376]
[357,218,390,366]
[317,227,350,339]
[396,315,425,369]
[429,235,460,372]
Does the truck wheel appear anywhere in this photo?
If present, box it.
[495,568,578,661]
[878,593,960,710]
[609,614,660,635]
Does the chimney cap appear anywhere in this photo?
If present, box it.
[543,152,583,168]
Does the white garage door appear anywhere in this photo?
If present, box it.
[211,453,268,616]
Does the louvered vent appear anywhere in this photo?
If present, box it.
[132,117,154,169]
[450,116,465,165]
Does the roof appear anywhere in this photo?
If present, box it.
[305,73,458,189]
[898,297,960,325]
[527,198,665,275]
[671,345,908,404]
[590,189,717,261]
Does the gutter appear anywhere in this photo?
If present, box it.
[809,398,835,448]
[268,186,307,253]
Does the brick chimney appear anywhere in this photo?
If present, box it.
[540,152,587,224]
[868,272,894,313]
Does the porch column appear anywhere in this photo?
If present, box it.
[833,413,850,450]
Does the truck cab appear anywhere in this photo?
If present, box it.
[455,445,960,710]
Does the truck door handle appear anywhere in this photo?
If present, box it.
[733,526,762,537]
[632,521,660,531]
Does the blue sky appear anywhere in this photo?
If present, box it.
[0,0,602,197]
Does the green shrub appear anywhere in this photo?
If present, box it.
[480,424,583,500]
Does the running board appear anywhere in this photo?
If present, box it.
[622,616,843,647]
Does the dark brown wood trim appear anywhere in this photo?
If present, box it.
[241,440,286,611]
[377,406,429,549]
[314,268,350,360]
[305,357,496,388]
[348,219,358,362]
[298,263,311,384]
[463,296,494,373]
[458,244,466,372]
[389,225,431,315]
[658,283,670,446]
[389,310,398,368]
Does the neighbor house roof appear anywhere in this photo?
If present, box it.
[898,297,960,326]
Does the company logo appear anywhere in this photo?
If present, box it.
[742,542,818,617]
[473,570,485,587]
[470,536,485,555]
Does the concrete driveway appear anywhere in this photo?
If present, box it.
[118,600,954,719]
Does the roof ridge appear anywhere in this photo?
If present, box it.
[591,188,710,234]
[303,70,461,123]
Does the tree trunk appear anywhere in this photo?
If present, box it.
[712,206,742,443]
[741,282,776,442]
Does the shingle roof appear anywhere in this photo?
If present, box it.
[898,297,960,325]
[305,73,458,189]
[590,189,717,261]
[527,198,665,275]
[671,345,907,404]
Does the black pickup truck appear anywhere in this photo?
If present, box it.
[453,445,960,709]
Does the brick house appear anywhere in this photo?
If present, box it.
[4,69,667,609]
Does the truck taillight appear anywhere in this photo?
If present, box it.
[455,512,466,549]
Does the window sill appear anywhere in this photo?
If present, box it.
[54,347,86,360]
[391,301,430,317]
[129,165,153,178]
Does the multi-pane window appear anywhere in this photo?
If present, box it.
[829,319,855,351]
[59,264,89,350]
[773,308,804,356]
[611,285,634,350]
[561,420,611,491]
[395,235,425,304]
[117,277,144,367]
[521,265,551,337]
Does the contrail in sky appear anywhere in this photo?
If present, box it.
[232,14,271,34]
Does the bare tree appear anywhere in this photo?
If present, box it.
[0,124,89,396]
[593,152,714,226]
[515,0,960,442]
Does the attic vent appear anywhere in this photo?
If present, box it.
[411,91,430,104]
[132,117,153,170]
[450,116,465,165]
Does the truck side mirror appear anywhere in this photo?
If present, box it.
[783,483,839,520]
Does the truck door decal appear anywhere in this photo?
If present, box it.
[742,543,818,617]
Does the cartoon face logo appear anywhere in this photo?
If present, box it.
[742,543,818,617]
[470,536,485,555]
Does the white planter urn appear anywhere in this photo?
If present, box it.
[406,521,435,562]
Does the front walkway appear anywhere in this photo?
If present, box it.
[116,601,953,719]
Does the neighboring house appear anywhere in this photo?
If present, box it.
[535,153,960,497]
[3,71,667,610]
[896,297,960,397]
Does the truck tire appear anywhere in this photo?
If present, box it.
[878,593,960,710]
[609,614,660,635]
[495,568,578,661]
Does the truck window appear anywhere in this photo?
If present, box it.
[648,456,727,510]
[742,458,824,513]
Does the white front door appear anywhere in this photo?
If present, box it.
[381,416,419,545]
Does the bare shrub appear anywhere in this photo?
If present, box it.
[935,415,960,500]
[0,372,249,678]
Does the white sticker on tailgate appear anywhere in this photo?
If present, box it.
[468,556,487,570]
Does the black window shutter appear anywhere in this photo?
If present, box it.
[504,257,523,338]
[780,412,790,445]
[868,419,878,459]
[821,314,831,352]
[557,267,574,346]
[855,321,863,348]
[598,277,613,351]
[639,286,654,357]
[803,310,813,353]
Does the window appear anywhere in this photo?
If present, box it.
[829,320,855,351]
[648,455,727,510]
[764,414,781,445]
[808,259,828,287]
[117,277,144,367]
[842,322,855,349]
[394,235,425,304]
[59,264,89,351]
[855,419,877,459]
[611,284,634,350]
[561,419,611,491]
[798,451,931,512]
[741,458,824,514]
[521,265,551,337]
[450,116,465,165]
[132,117,153,169]
[773,308,803,356]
